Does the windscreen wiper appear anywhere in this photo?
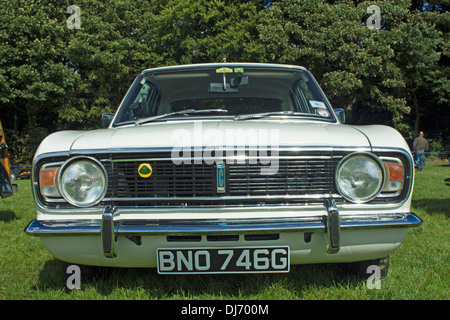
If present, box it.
[135,109,228,125]
[233,111,306,121]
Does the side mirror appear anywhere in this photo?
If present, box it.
[0,162,13,199]
[101,113,115,128]
[334,108,345,123]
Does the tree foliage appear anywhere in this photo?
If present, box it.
[0,0,448,163]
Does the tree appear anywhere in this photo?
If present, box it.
[139,0,267,65]
[404,1,450,139]
[256,0,412,125]
[0,0,76,162]
[393,12,447,135]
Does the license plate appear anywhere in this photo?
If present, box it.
[157,246,290,274]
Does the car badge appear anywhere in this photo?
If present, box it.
[138,163,153,178]
[216,162,226,193]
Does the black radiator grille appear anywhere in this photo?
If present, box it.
[228,159,332,196]
[113,161,214,198]
[104,153,340,207]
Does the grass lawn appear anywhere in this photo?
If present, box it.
[0,161,448,300]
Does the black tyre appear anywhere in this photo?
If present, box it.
[338,256,390,279]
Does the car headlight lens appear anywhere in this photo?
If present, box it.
[58,157,107,207]
[336,153,385,203]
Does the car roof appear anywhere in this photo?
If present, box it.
[140,63,309,76]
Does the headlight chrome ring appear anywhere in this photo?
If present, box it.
[58,156,108,207]
[335,152,385,203]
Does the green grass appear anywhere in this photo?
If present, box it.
[0,161,448,300]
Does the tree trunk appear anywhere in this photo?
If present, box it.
[413,97,420,135]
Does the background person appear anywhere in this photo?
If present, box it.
[413,131,428,171]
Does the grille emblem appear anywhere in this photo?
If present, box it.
[216,162,226,193]
[138,163,153,178]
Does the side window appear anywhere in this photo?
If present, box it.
[119,81,159,122]
[134,82,152,103]
[297,80,314,101]
[291,76,331,118]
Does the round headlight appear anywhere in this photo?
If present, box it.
[58,157,107,207]
[335,153,385,203]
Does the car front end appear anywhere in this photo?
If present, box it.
[25,63,422,275]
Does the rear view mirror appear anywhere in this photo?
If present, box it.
[231,75,249,88]
[0,162,13,198]
[209,74,248,93]
[209,83,239,93]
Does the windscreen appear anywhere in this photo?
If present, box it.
[114,66,333,125]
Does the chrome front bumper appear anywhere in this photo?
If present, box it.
[25,202,423,259]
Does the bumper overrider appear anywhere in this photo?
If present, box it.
[25,200,422,260]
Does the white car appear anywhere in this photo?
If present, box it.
[26,63,422,277]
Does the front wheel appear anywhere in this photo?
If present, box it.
[338,256,390,279]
